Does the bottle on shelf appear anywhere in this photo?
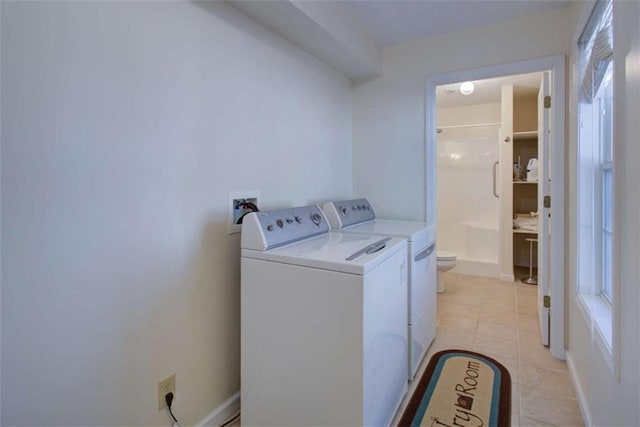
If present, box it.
[513,156,522,181]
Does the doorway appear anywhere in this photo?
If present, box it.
[425,55,566,360]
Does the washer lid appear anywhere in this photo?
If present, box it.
[331,219,435,257]
[339,219,430,241]
[242,232,407,275]
[437,250,456,260]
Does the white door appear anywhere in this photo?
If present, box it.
[537,72,551,346]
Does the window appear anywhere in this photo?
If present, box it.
[576,0,615,359]
[597,71,613,301]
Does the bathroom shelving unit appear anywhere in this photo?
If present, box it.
[512,93,539,270]
[513,131,538,214]
[499,82,544,281]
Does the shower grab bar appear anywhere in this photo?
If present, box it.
[493,161,499,198]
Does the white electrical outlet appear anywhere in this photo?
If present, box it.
[158,374,176,410]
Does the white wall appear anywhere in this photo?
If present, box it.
[566,1,640,425]
[0,2,352,425]
[0,2,3,422]
[352,7,572,221]
[437,102,501,127]
[227,0,381,79]
[436,102,501,129]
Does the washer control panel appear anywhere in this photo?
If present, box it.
[242,205,329,250]
[323,198,376,228]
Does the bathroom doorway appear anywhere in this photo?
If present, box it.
[435,119,501,277]
[435,72,543,280]
[425,55,566,360]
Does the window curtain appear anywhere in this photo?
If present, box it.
[578,0,613,104]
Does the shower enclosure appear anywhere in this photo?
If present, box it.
[436,124,500,277]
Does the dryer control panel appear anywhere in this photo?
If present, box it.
[323,198,376,229]
[241,205,329,250]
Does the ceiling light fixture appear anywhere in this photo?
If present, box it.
[459,81,475,95]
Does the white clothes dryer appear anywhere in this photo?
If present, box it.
[241,205,408,426]
[323,198,436,381]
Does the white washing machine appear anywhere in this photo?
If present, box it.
[241,205,408,426]
[323,198,436,381]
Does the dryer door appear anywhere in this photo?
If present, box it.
[410,243,436,323]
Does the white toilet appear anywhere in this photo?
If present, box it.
[436,250,457,293]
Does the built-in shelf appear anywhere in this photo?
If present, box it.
[513,213,538,234]
[513,229,537,234]
[513,181,538,184]
[513,130,537,140]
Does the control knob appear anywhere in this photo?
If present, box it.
[276,219,284,228]
[310,212,322,226]
[295,216,302,224]
[340,207,347,216]
[266,224,274,232]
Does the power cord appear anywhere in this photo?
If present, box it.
[165,391,239,427]
[236,201,258,212]
[220,412,241,427]
[165,392,183,427]
[165,392,178,422]
[235,199,260,225]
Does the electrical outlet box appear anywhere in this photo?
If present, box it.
[158,374,176,410]
[228,191,260,234]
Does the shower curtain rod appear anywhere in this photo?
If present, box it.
[437,122,501,131]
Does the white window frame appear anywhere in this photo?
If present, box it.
[575,0,616,374]
[597,74,613,303]
[576,90,614,359]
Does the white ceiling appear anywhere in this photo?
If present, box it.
[338,1,553,107]
[436,72,543,108]
[228,1,569,80]
[341,0,570,47]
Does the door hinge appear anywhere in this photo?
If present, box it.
[544,295,551,308]
[544,95,551,109]
[544,195,551,208]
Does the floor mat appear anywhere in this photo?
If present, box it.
[398,349,511,427]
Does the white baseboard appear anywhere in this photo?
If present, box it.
[195,391,240,427]
[566,351,591,427]
[453,258,500,278]
[500,273,515,282]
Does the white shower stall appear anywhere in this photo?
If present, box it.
[436,123,500,277]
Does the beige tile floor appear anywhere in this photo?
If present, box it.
[391,271,584,427]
